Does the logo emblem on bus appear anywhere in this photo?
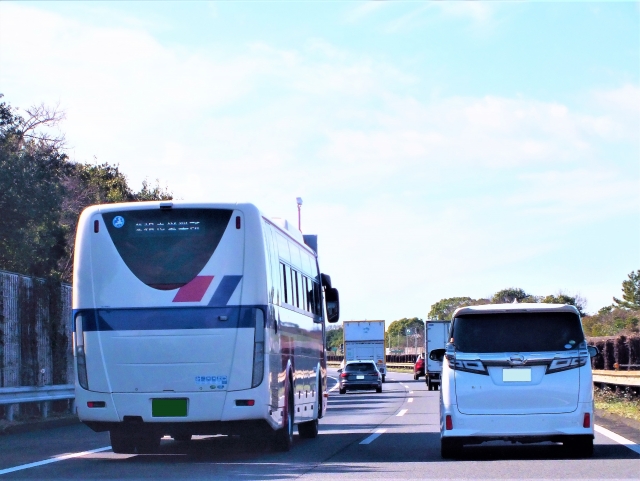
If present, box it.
[112,216,125,228]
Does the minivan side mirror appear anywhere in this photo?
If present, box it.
[429,348,445,362]
[587,345,599,358]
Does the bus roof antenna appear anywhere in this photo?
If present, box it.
[296,197,303,231]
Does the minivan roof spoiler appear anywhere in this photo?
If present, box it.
[452,303,580,318]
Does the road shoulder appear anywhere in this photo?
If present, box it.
[0,413,80,436]
[596,408,640,445]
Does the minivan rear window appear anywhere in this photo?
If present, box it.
[103,209,233,290]
[452,312,584,353]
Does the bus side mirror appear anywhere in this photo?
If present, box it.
[326,287,340,323]
[429,348,445,362]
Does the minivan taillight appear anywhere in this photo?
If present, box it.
[446,356,488,375]
[546,356,587,374]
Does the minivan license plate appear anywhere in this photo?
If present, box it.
[357,375,365,379]
[503,368,531,382]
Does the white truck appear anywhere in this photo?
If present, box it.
[425,320,451,391]
[343,320,387,382]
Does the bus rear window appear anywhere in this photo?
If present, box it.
[103,209,233,290]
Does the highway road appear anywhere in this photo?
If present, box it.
[0,369,638,480]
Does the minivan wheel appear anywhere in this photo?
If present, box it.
[440,438,461,459]
[564,436,594,458]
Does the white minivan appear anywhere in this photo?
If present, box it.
[430,303,599,458]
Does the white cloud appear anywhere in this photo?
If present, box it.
[1,3,637,319]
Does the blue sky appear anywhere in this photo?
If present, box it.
[1,1,638,320]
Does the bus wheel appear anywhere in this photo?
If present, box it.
[110,429,136,454]
[298,419,318,439]
[272,384,294,451]
[136,431,161,454]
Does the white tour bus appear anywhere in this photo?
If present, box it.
[73,201,340,453]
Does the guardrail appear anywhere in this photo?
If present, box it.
[592,370,640,389]
[0,385,75,421]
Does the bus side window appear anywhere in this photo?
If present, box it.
[299,273,307,312]
[281,262,288,304]
[305,277,312,313]
[286,266,294,306]
[313,281,322,316]
[292,268,300,308]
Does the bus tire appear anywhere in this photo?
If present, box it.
[272,381,294,452]
[110,429,136,454]
[298,419,318,439]
[317,379,324,419]
[136,431,161,454]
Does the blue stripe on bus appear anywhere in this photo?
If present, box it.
[208,275,243,306]
[76,306,264,331]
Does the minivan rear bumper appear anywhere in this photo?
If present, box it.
[441,401,594,441]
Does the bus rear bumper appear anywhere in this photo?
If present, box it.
[76,389,273,427]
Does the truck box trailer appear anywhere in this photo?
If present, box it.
[425,320,451,391]
[343,320,386,382]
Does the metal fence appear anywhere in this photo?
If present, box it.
[0,270,73,388]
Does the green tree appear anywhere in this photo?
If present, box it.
[386,317,424,350]
[428,297,490,320]
[539,293,586,316]
[491,288,530,304]
[0,97,71,278]
[613,270,640,311]
[0,96,173,282]
[325,326,343,352]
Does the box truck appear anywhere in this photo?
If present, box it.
[343,320,386,382]
[425,320,451,391]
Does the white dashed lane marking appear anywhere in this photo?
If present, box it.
[397,409,408,417]
[360,429,387,445]
[408,398,413,403]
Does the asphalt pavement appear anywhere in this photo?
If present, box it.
[0,369,638,480]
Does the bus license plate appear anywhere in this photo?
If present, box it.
[503,368,531,382]
[152,398,188,417]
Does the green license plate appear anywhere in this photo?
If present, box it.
[152,398,188,417]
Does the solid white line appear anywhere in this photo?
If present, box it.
[595,424,640,455]
[408,398,413,403]
[360,428,387,445]
[0,446,112,476]
[327,375,339,392]
[397,409,408,417]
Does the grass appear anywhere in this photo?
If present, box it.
[594,385,640,422]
